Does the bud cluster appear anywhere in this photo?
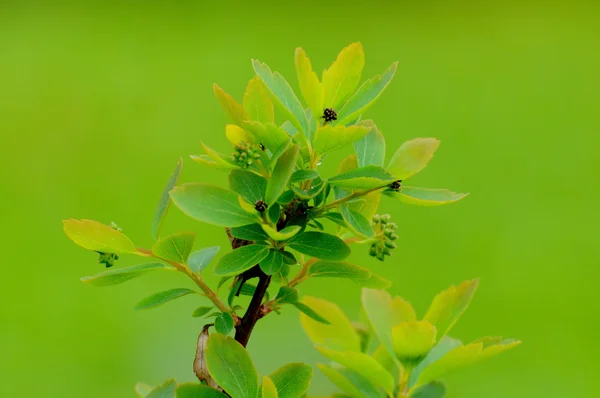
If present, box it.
[369,214,398,261]
[232,142,262,168]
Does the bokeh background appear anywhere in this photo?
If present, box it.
[2,0,599,397]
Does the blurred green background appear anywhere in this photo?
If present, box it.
[1,0,599,397]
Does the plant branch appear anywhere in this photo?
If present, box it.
[315,185,387,216]
[234,270,271,347]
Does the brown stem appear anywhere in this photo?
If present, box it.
[234,270,271,347]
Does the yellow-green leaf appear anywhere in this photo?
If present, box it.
[423,279,479,339]
[152,158,182,240]
[244,76,274,124]
[213,83,249,126]
[329,165,396,190]
[295,47,323,134]
[81,263,174,287]
[322,42,365,110]
[387,138,440,180]
[317,365,379,398]
[307,261,391,289]
[313,124,370,156]
[266,144,299,205]
[226,124,255,146]
[261,376,279,398]
[391,296,417,324]
[270,363,313,398]
[134,288,196,310]
[152,232,195,264]
[63,219,137,254]
[386,187,469,206]
[391,320,437,364]
[337,62,398,125]
[261,224,301,241]
[147,379,176,398]
[243,121,291,154]
[300,296,361,352]
[353,121,386,168]
[361,289,396,358]
[213,244,271,277]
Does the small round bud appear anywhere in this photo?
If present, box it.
[254,200,268,213]
[322,108,338,123]
[390,180,402,191]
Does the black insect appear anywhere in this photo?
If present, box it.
[322,108,338,123]
[254,200,268,213]
[390,180,402,191]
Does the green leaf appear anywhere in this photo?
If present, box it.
[170,183,256,227]
[410,382,446,398]
[288,232,350,261]
[261,225,301,241]
[63,219,137,254]
[259,250,285,275]
[252,60,308,135]
[353,122,385,168]
[205,334,259,398]
[329,166,396,190]
[317,365,379,398]
[266,144,299,205]
[152,232,195,264]
[313,125,370,156]
[290,169,320,184]
[201,142,245,170]
[290,181,326,200]
[229,169,268,204]
[134,288,196,311]
[413,339,521,388]
[423,279,479,339]
[387,138,440,180]
[323,212,348,228]
[261,376,279,398]
[340,206,375,237]
[385,187,468,206]
[213,83,248,126]
[300,296,360,351]
[81,263,174,287]
[337,62,398,125]
[270,363,313,398]
[292,302,330,325]
[242,121,291,155]
[192,306,213,318]
[147,380,177,398]
[190,154,236,171]
[188,246,221,274]
[408,336,463,388]
[322,42,364,110]
[316,347,395,396]
[295,48,323,139]
[153,158,183,240]
[215,312,235,335]
[176,383,229,398]
[391,320,438,365]
[307,261,390,289]
[213,245,271,277]
[136,382,154,397]
[275,286,299,304]
[230,224,270,241]
[361,289,397,359]
[244,76,274,124]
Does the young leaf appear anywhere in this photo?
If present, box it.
[188,246,221,274]
[261,225,301,242]
[317,365,379,398]
[192,306,213,318]
[307,261,391,289]
[205,334,260,398]
[81,263,174,287]
[134,288,196,310]
[391,320,437,364]
[353,122,386,168]
[244,76,274,124]
[63,219,137,254]
[215,312,235,335]
[252,60,309,135]
[213,245,271,276]
[290,169,319,184]
[229,169,268,204]
[270,363,313,398]
[340,206,375,237]
[213,83,249,126]
[423,279,479,339]
[300,296,360,351]
[387,138,440,180]
[361,289,397,358]
[316,347,395,396]
[313,124,370,156]
[265,144,299,205]
[170,183,256,227]
[226,124,255,146]
[408,336,463,388]
[275,286,299,304]
[413,339,521,388]
[242,121,290,155]
[261,376,279,398]
[230,224,270,241]
[135,382,154,397]
[295,48,323,136]
[329,165,396,190]
[201,142,245,170]
[147,379,177,398]
[152,158,182,240]
[337,62,398,125]
[322,42,364,110]
[259,250,285,275]
[152,232,195,264]
[385,187,468,207]
[288,232,350,261]
[190,154,235,171]
[176,383,229,398]
[410,382,446,398]
[292,302,330,324]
